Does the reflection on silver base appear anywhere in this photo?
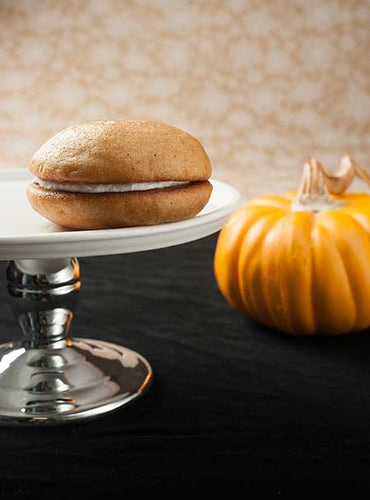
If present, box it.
[0,338,152,424]
[4,258,153,424]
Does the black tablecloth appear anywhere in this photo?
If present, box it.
[1,233,370,495]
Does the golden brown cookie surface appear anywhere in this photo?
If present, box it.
[30,120,212,183]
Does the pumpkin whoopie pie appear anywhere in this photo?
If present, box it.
[27,120,213,230]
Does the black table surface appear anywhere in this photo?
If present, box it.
[1,233,370,496]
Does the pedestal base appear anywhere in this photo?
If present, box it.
[0,338,152,424]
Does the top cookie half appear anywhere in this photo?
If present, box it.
[29,120,212,183]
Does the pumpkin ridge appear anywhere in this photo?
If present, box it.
[259,212,315,334]
[214,205,281,312]
[340,205,370,235]
[311,219,356,334]
[238,210,285,325]
[259,214,294,333]
[318,211,370,331]
[281,212,315,334]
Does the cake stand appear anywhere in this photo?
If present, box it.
[0,170,241,424]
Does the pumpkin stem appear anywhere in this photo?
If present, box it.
[311,155,370,195]
[320,155,356,194]
[293,158,343,212]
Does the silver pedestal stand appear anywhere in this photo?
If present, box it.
[1,257,152,424]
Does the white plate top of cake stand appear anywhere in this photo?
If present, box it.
[0,169,241,260]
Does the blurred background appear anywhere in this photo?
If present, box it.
[0,0,369,197]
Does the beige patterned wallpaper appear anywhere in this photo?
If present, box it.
[0,0,369,198]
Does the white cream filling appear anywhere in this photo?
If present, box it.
[34,177,191,193]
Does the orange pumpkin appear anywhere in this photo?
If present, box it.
[214,157,370,335]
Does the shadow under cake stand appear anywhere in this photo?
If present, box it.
[0,170,241,424]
